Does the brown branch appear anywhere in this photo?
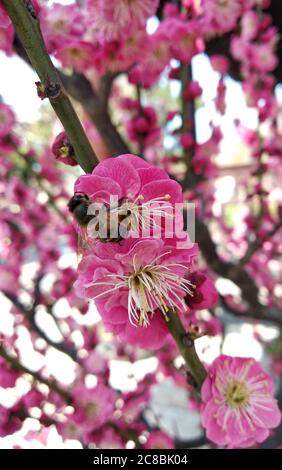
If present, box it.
[0,344,71,402]
[236,219,282,270]
[220,295,282,329]
[3,290,78,361]
[166,308,207,390]
[4,0,98,173]
[13,36,130,157]
[196,217,282,322]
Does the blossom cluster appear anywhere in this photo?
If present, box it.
[72,153,218,349]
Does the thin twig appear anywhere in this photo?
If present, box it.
[0,344,71,402]
[166,308,207,390]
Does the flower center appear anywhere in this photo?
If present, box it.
[90,252,194,328]
[118,194,172,233]
[225,381,250,408]
[85,402,98,417]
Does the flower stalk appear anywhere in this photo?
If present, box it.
[2,0,98,173]
[166,308,207,390]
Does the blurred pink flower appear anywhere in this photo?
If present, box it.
[210,54,230,74]
[185,271,218,310]
[125,105,161,149]
[94,428,124,449]
[0,4,10,28]
[201,355,281,448]
[75,237,197,349]
[87,0,159,41]
[59,383,116,440]
[144,431,175,449]
[203,0,242,33]
[55,41,95,73]
[74,154,183,238]
[39,3,84,53]
[51,131,78,166]
[0,357,19,388]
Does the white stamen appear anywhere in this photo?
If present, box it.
[112,194,174,235]
[90,257,193,327]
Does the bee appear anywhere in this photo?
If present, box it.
[67,194,93,228]
[68,194,130,252]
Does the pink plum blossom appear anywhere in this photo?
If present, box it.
[0,357,19,388]
[86,0,159,41]
[75,237,197,349]
[158,18,204,63]
[185,271,218,310]
[203,0,243,33]
[94,428,124,449]
[55,41,95,73]
[183,81,202,101]
[51,131,78,166]
[129,30,171,87]
[144,431,175,449]
[40,3,85,53]
[60,383,116,440]
[210,55,230,75]
[201,355,281,448]
[125,105,161,149]
[74,154,183,239]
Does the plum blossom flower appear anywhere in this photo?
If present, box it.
[0,404,22,437]
[74,154,183,239]
[210,55,230,75]
[55,41,95,73]
[60,383,116,440]
[184,271,218,310]
[51,131,78,166]
[87,0,159,41]
[40,3,85,53]
[124,104,161,149]
[144,431,175,449]
[203,0,243,33]
[158,18,203,63]
[75,238,197,349]
[129,31,171,87]
[201,355,281,448]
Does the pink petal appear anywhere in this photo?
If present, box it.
[141,179,183,204]
[74,174,122,202]
[93,157,141,198]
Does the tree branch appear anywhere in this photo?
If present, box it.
[236,219,282,270]
[4,0,98,173]
[0,344,71,402]
[3,290,78,361]
[13,35,130,157]
[166,308,207,390]
[220,295,282,329]
[196,217,282,324]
